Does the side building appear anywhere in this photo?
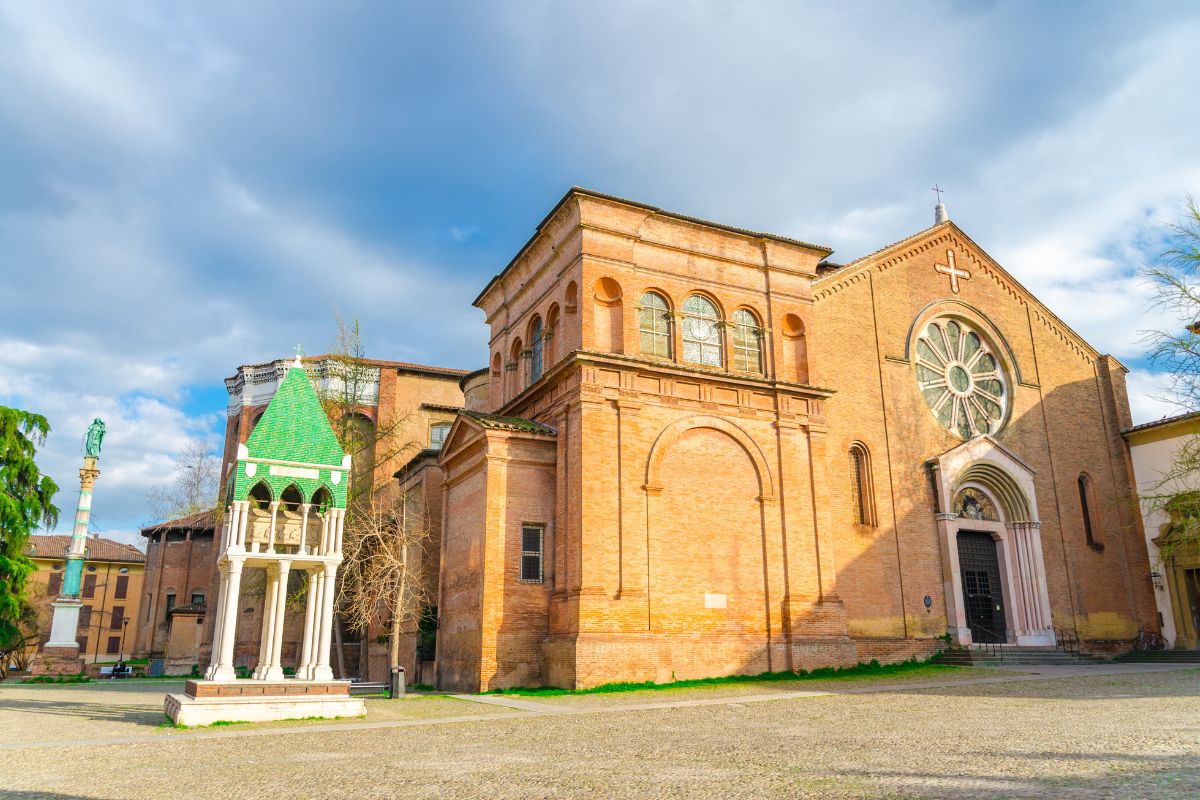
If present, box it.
[1126,411,1200,649]
[132,354,468,678]
[25,535,145,665]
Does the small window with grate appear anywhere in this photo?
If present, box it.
[520,524,544,583]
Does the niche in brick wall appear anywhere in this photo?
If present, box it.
[592,277,624,353]
[781,313,809,383]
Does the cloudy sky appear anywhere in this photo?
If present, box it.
[3,1,1199,546]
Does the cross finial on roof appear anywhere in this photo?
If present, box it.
[932,184,943,203]
[293,343,304,368]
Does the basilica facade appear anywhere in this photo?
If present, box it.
[165,187,1157,691]
[425,188,1156,691]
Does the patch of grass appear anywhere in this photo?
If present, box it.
[485,658,962,696]
[157,717,187,729]
[410,683,434,691]
[22,674,91,684]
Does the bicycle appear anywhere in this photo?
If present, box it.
[1134,628,1167,651]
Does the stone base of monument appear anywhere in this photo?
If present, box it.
[30,645,85,677]
[164,680,366,726]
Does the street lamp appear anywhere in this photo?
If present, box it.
[120,617,130,662]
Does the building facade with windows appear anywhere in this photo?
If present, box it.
[1125,411,1200,649]
[430,187,1157,691]
[131,355,469,677]
[25,535,145,664]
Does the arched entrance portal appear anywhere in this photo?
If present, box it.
[929,436,1055,646]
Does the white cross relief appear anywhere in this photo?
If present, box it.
[935,249,970,294]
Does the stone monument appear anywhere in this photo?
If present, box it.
[165,357,364,725]
[33,419,106,676]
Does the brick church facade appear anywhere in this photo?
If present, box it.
[146,187,1157,690]
[428,188,1156,691]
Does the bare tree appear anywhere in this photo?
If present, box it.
[1141,195,1200,563]
[338,489,433,671]
[318,315,426,676]
[146,440,220,523]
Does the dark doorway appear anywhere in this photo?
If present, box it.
[1185,568,1200,647]
[958,531,1007,644]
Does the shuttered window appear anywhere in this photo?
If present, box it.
[82,574,97,599]
[110,606,124,629]
[106,636,121,655]
[79,605,92,629]
[520,525,544,583]
[47,572,62,596]
[114,575,128,599]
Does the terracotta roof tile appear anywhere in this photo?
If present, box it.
[140,508,217,535]
[26,535,145,563]
[461,410,557,435]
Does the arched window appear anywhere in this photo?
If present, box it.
[638,292,672,359]
[849,443,876,526]
[681,295,723,367]
[280,484,303,513]
[1078,474,1102,549]
[545,303,560,367]
[530,316,544,382]
[248,481,273,510]
[732,309,763,373]
[508,338,523,397]
[310,486,332,514]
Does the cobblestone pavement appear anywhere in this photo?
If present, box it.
[1,667,1197,799]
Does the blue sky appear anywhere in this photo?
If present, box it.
[3,1,1199,545]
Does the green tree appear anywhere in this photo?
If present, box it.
[0,408,60,652]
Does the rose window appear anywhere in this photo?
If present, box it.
[914,318,1007,438]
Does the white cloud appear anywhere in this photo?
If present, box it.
[2,1,1199,535]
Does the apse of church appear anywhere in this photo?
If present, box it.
[429,188,1157,692]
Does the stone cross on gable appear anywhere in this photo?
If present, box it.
[935,249,970,294]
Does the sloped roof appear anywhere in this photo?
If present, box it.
[169,601,206,616]
[245,364,346,467]
[140,509,216,536]
[27,535,145,563]
[1123,410,1200,437]
[461,410,557,435]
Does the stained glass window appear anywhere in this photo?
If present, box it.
[732,309,763,373]
[914,318,1008,438]
[682,295,723,367]
[638,292,671,359]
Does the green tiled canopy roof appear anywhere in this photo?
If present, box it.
[231,364,349,508]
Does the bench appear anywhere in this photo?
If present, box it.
[99,665,131,679]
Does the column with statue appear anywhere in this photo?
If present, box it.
[34,419,106,676]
